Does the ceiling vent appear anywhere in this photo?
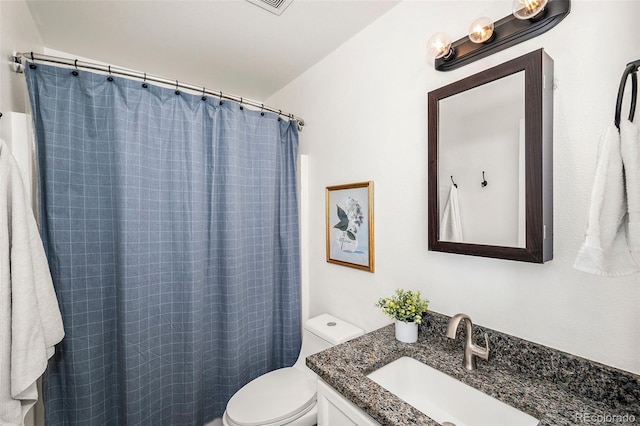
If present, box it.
[245,0,294,15]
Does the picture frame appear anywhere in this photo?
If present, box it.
[325,181,374,272]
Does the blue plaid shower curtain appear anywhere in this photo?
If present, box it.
[25,63,301,425]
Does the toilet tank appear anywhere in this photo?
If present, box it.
[293,313,364,370]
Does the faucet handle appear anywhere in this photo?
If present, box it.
[476,332,490,360]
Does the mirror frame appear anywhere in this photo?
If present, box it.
[428,49,553,263]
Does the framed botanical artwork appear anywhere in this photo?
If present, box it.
[325,181,374,272]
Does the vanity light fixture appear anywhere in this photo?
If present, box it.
[429,0,570,71]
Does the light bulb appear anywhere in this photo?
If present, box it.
[427,32,453,60]
[512,0,548,20]
[468,17,495,43]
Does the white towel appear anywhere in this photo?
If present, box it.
[620,119,640,251]
[441,184,463,242]
[0,140,65,425]
[574,125,639,277]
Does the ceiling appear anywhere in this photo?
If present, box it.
[25,0,401,101]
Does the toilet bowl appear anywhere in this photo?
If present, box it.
[222,314,364,426]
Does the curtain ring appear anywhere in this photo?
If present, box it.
[219,91,223,105]
[107,65,113,81]
[142,73,148,88]
[72,59,79,76]
[240,97,244,110]
[260,104,265,116]
[201,87,206,101]
[174,80,180,95]
[74,59,78,69]
[28,51,37,69]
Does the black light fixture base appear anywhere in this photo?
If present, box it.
[435,0,570,71]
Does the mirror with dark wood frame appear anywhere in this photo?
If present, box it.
[428,49,553,263]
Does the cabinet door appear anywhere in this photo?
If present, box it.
[317,379,381,426]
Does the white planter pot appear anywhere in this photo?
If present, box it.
[395,320,418,343]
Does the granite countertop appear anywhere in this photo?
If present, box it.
[306,312,640,426]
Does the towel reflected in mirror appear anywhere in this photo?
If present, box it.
[441,184,463,242]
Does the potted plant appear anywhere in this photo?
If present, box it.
[375,289,429,343]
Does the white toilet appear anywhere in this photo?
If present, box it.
[222,313,364,426]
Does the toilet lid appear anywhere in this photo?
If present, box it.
[226,367,317,426]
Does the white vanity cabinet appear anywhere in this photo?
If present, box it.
[317,379,381,426]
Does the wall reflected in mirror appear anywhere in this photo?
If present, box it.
[438,71,526,248]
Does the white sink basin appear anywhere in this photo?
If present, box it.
[367,356,538,426]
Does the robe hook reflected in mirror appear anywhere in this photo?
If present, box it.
[451,176,457,188]
[481,171,488,187]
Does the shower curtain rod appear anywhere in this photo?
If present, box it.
[14,52,305,130]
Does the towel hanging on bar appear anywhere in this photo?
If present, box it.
[574,60,640,276]
[573,124,639,276]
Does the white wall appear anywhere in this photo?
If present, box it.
[268,0,640,374]
[0,0,43,142]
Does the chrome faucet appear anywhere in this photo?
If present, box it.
[446,313,490,371]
